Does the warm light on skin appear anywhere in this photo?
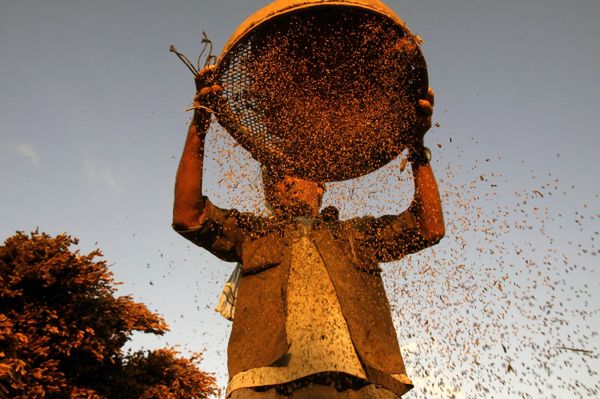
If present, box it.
[271,175,325,218]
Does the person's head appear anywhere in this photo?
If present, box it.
[262,167,325,218]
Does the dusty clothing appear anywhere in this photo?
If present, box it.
[174,197,424,397]
[226,231,368,395]
[225,225,412,398]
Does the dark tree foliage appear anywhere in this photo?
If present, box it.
[0,231,218,399]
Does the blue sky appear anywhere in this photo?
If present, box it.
[1,1,599,397]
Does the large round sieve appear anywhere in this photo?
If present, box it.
[213,0,428,182]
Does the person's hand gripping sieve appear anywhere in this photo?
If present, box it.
[406,87,434,163]
[413,88,434,145]
[192,65,225,134]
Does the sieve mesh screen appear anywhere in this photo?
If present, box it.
[214,6,427,182]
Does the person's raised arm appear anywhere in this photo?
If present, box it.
[350,88,445,262]
[406,88,445,245]
[172,66,223,230]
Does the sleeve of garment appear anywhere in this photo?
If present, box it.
[350,209,426,263]
[172,196,242,263]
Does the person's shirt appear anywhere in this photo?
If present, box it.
[173,197,429,397]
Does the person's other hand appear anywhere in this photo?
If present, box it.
[193,65,224,114]
[410,87,435,149]
[194,64,216,91]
